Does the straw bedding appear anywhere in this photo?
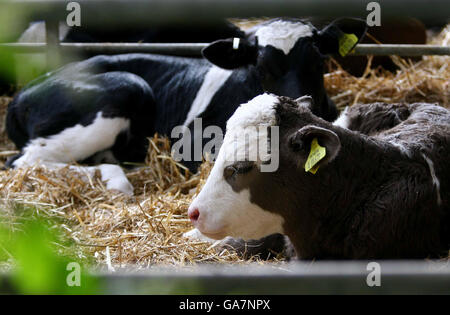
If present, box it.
[0,25,449,268]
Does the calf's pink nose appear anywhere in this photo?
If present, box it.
[188,207,200,223]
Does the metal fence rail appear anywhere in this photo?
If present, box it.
[2,42,450,56]
[0,0,449,67]
[96,261,450,295]
[2,260,448,294]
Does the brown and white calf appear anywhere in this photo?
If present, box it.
[188,94,450,259]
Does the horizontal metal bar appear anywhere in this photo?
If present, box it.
[65,43,206,56]
[85,260,450,294]
[352,44,450,56]
[1,43,450,56]
[0,43,207,56]
[2,260,447,294]
[2,0,449,27]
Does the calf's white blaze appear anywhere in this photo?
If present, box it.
[255,20,314,55]
[190,94,285,240]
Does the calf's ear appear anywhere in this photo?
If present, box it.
[202,38,258,70]
[315,18,367,57]
[288,125,341,167]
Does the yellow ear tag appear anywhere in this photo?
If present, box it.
[304,138,326,174]
[338,33,358,57]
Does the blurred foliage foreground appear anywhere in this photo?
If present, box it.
[0,204,99,294]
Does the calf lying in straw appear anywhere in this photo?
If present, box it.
[188,93,449,259]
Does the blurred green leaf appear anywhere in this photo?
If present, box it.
[0,0,50,87]
[0,205,99,294]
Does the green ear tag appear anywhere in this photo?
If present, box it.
[338,33,358,57]
[305,138,326,174]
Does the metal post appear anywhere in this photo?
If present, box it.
[45,18,60,70]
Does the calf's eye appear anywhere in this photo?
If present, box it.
[224,161,255,180]
[224,166,237,180]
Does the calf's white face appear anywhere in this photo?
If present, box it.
[188,94,285,240]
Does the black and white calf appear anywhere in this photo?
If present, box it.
[6,18,367,194]
[189,94,450,259]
